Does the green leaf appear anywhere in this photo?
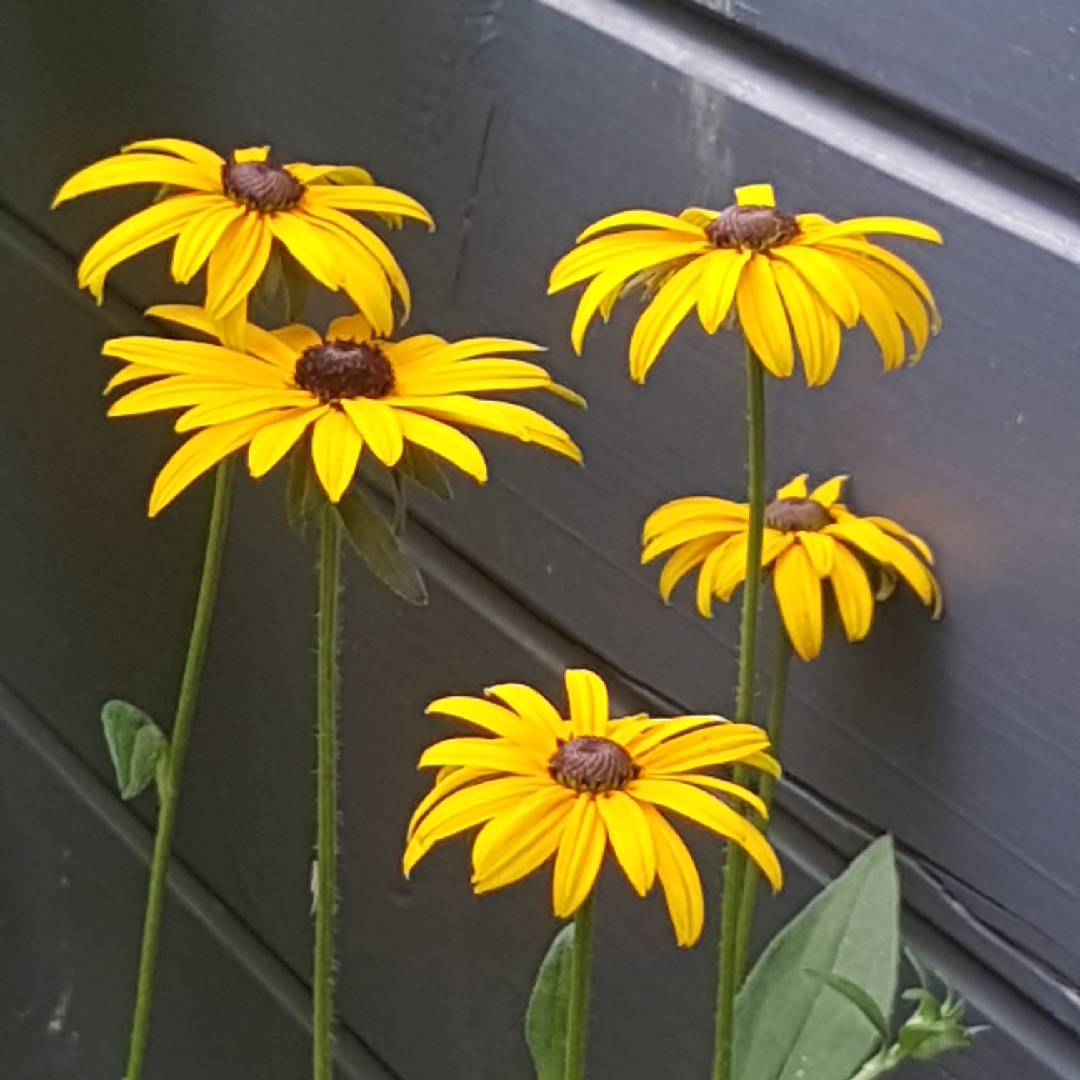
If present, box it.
[734,835,901,1080]
[285,446,322,530]
[397,444,453,501]
[279,247,312,323]
[101,700,170,800]
[808,969,892,1045]
[525,924,575,1080]
[337,489,428,605]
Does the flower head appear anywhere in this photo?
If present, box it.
[549,183,941,385]
[404,669,781,947]
[643,475,941,661]
[53,139,432,338]
[103,305,582,516]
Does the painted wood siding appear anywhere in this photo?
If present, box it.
[0,0,1076,1077]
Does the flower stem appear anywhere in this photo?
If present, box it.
[313,501,341,1080]
[124,459,234,1080]
[314,502,343,1080]
[732,623,793,983]
[711,345,767,1080]
[564,894,595,1080]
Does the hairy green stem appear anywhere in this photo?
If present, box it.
[711,346,767,1080]
[314,503,343,1080]
[732,623,793,983]
[564,894,595,1080]
[125,459,235,1080]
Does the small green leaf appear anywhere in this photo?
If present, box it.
[525,924,575,1080]
[809,969,892,1045]
[315,165,376,187]
[337,489,427,605]
[253,248,284,317]
[397,444,453,501]
[734,835,901,1080]
[102,700,170,800]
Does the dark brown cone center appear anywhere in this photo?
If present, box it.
[549,736,638,794]
[705,204,800,252]
[221,159,304,212]
[295,340,395,404]
[765,497,831,532]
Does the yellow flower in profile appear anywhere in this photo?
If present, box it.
[103,305,582,516]
[53,139,432,339]
[643,475,942,662]
[403,669,781,947]
[549,183,941,385]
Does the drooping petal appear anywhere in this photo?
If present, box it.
[628,778,782,890]
[551,796,607,917]
[575,209,705,243]
[697,250,751,334]
[735,256,794,378]
[596,792,657,896]
[149,412,273,516]
[170,202,246,284]
[637,725,771,774]
[797,532,836,578]
[802,216,942,246]
[310,407,363,502]
[394,411,488,482]
[629,258,709,382]
[772,246,859,328]
[205,213,274,319]
[406,766,488,841]
[53,153,219,205]
[828,543,876,642]
[641,804,704,947]
[657,537,716,602]
[643,495,748,544]
[773,543,825,661]
[246,406,326,477]
[339,398,404,466]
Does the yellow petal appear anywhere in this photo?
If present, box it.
[656,538,716,602]
[205,214,274,319]
[565,669,609,737]
[576,209,704,243]
[53,153,217,205]
[77,196,217,297]
[629,258,709,382]
[680,774,767,818]
[273,323,323,353]
[326,313,374,343]
[797,532,836,577]
[339,398,404,466]
[772,246,859,327]
[774,543,825,661]
[107,377,219,418]
[406,766,487,841]
[174,389,310,432]
[471,787,575,891]
[148,413,271,517]
[418,737,546,775]
[170,202,246,284]
[549,231,706,292]
[697,250,750,334]
[735,256,794,378]
[735,184,776,208]
[629,778,782,890]
[804,216,942,246]
[310,407,363,502]
[640,804,704,947]
[246,406,326,478]
[122,137,225,173]
[776,474,808,500]
[772,260,834,387]
[484,684,566,740]
[304,183,433,225]
[637,725,770,774]
[551,796,607,916]
[233,146,270,164]
[425,695,551,749]
[828,543,875,641]
[596,791,656,895]
[643,495,748,543]
[809,475,847,507]
[395,411,488,482]
[267,212,347,292]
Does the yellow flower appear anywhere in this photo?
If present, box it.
[642,475,942,662]
[53,139,432,340]
[549,182,941,385]
[103,304,582,516]
[403,669,781,947]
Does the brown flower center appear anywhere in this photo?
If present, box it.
[705,204,800,252]
[765,497,831,532]
[294,340,395,404]
[549,736,639,793]
[221,158,304,212]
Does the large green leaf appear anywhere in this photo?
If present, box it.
[525,924,575,1080]
[734,835,900,1080]
[101,699,170,801]
[336,489,428,605]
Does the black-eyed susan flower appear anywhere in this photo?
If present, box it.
[53,139,432,340]
[643,474,941,662]
[103,304,582,516]
[403,669,781,947]
[549,183,941,385]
